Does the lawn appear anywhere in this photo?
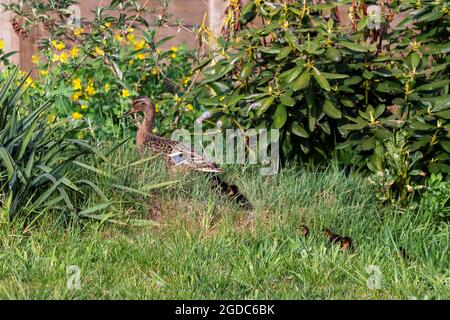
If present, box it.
[0,144,448,299]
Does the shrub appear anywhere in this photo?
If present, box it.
[186,0,449,204]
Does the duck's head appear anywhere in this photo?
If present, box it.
[123,96,154,117]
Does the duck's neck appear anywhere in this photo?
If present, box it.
[136,107,155,153]
[142,107,155,134]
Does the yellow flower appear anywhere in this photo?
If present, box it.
[55,41,65,51]
[25,77,35,88]
[186,103,193,111]
[0,39,4,50]
[182,76,191,86]
[171,53,177,59]
[152,127,158,133]
[85,84,96,96]
[121,89,130,98]
[80,104,88,110]
[71,91,82,101]
[40,70,49,76]
[127,27,135,33]
[74,27,84,37]
[170,46,178,52]
[59,52,68,63]
[155,104,159,113]
[174,94,182,104]
[47,114,56,123]
[151,67,159,75]
[94,47,105,56]
[73,78,82,91]
[105,22,111,28]
[133,39,146,51]
[52,54,60,62]
[128,59,134,66]
[70,47,80,58]
[32,55,39,64]
[127,33,135,41]
[72,112,83,120]
[104,83,110,92]
[156,48,161,54]
[137,53,146,60]
[115,33,124,43]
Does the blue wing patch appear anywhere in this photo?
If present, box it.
[170,153,185,165]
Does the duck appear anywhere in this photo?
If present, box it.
[123,96,222,172]
[123,96,253,209]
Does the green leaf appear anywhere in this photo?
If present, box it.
[313,68,331,91]
[197,97,220,106]
[416,80,450,92]
[357,16,368,30]
[291,122,309,138]
[293,71,311,91]
[340,41,368,52]
[274,105,288,129]
[432,109,450,120]
[0,147,15,181]
[280,66,303,83]
[323,99,342,119]
[280,93,296,107]
[360,137,376,151]
[326,47,342,62]
[322,73,349,80]
[257,96,275,115]
[275,47,291,61]
[240,61,254,79]
[440,141,450,154]
[406,53,421,70]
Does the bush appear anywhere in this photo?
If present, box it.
[186,0,449,205]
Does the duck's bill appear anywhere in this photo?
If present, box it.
[122,109,133,118]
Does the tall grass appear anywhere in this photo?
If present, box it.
[0,143,447,299]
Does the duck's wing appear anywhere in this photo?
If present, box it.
[166,141,223,173]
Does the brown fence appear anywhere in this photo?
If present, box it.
[0,0,227,69]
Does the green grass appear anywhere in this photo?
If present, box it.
[0,144,448,299]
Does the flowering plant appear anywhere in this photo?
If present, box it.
[3,1,198,139]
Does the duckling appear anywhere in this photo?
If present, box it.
[340,237,352,250]
[323,228,343,243]
[323,228,353,250]
[298,225,309,237]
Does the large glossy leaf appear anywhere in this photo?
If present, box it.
[291,122,309,138]
[313,69,331,91]
[323,99,342,119]
[257,96,275,115]
[340,41,368,52]
[293,70,310,91]
[274,105,287,128]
